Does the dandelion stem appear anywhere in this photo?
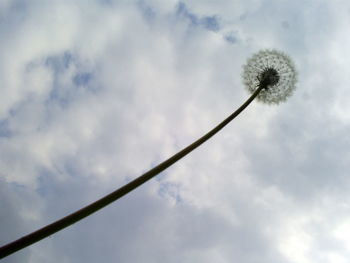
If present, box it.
[0,85,265,259]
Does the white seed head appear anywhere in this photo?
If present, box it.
[242,49,297,104]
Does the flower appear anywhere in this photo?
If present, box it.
[242,49,297,104]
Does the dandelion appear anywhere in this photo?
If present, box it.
[242,49,297,104]
[0,49,297,259]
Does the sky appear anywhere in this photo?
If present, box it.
[1,0,350,262]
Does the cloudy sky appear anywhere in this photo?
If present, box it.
[1,0,350,262]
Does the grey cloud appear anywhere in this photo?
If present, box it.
[242,92,350,202]
[0,182,42,263]
[30,175,290,263]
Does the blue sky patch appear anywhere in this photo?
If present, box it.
[45,52,73,73]
[224,32,238,44]
[73,73,93,87]
[44,51,97,108]
[176,2,220,32]
[157,181,182,204]
[138,1,156,22]
[0,119,12,138]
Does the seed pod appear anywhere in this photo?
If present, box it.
[242,49,297,104]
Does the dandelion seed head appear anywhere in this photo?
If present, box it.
[242,49,297,104]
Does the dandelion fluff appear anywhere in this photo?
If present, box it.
[242,49,297,104]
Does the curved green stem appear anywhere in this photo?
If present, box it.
[0,85,264,259]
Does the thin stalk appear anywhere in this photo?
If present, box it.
[0,85,265,259]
